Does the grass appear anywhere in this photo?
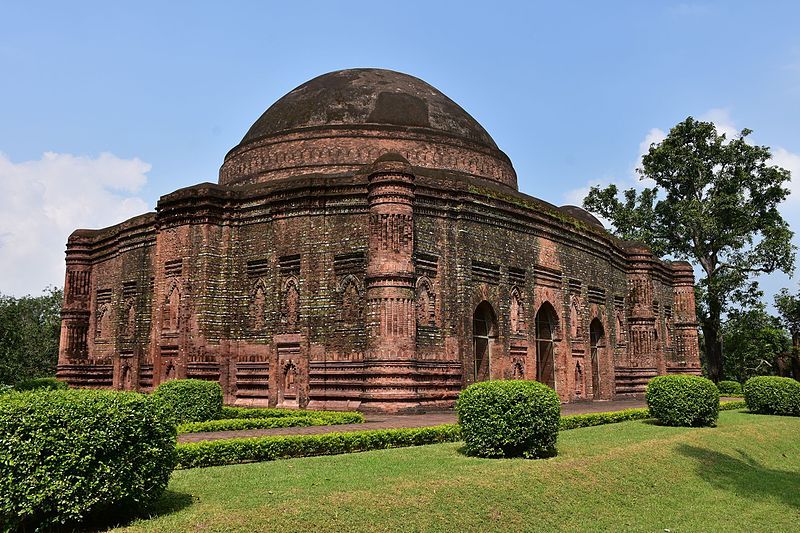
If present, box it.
[116,410,800,532]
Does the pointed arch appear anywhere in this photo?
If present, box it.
[616,311,625,344]
[164,361,176,382]
[279,360,299,405]
[162,281,182,331]
[123,299,136,338]
[510,286,525,334]
[574,360,584,397]
[473,301,498,382]
[120,362,133,391]
[250,279,268,331]
[664,316,673,349]
[416,276,435,327]
[512,360,525,379]
[340,275,363,323]
[569,296,582,341]
[589,318,605,400]
[95,302,111,340]
[535,301,559,389]
[282,277,300,328]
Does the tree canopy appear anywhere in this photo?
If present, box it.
[583,117,795,381]
[775,286,800,379]
[0,287,62,385]
[721,305,789,383]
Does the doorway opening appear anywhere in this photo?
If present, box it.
[472,301,497,382]
[535,302,558,389]
[589,318,605,400]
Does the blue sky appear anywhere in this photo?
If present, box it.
[1,1,799,306]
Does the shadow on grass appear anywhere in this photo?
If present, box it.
[81,490,194,531]
[677,444,800,509]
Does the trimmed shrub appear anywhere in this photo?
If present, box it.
[14,376,67,391]
[560,407,651,430]
[744,376,800,416]
[456,380,560,459]
[720,399,747,411]
[218,406,365,423]
[717,380,743,396]
[646,375,719,427]
[152,378,223,423]
[0,389,176,530]
[176,424,462,469]
[178,412,364,434]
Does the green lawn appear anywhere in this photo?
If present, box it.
[118,411,800,532]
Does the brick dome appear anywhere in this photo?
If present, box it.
[240,69,498,149]
[219,68,517,190]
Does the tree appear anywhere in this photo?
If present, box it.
[0,287,63,385]
[721,305,789,383]
[583,117,795,382]
[775,287,800,379]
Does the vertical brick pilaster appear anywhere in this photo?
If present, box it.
[365,153,417,361]
[625,245,661,372]
[671,261,702,373]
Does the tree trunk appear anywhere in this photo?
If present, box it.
[701,294,723,383]
[702,321,722,382]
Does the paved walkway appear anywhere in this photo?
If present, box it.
[179,398,653,444]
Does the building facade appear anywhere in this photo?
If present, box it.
[57,69,701,411]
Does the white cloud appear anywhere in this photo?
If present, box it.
[773,147,800,202]
[562,128,663,215]
[638,128,666,158]
[698,108,739,139]
[771,145,800,256]
[0,152,151,296]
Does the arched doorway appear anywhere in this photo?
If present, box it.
[589,318,605,400]
[535,302,558,389]
[472,301,497,382]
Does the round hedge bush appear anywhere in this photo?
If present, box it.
[14,377,67,391]
[0,389,176,530]
[646,375,719,427]
[716,380,743,396]
[743,376,800,416]
[152,378,223,423]
[456,380,560,459]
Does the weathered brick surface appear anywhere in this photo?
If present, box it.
[57,69,701,412]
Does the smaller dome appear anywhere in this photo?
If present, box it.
[559,205,605,229]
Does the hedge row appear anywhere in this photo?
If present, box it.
[175,424,462,469]
[720,399,747,411]
[13,377,67,391]
[560,408,651,430]
[217,406,365,422]
[177,412,364,434]
[174,398,752,468]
